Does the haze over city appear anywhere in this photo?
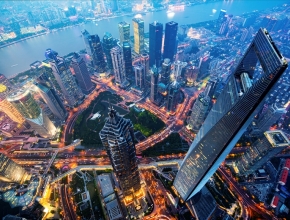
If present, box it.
[0,0,290,220]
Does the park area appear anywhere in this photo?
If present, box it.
[73,91,165,146]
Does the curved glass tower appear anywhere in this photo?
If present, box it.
[173,28,288,201]
[99,107,141,197]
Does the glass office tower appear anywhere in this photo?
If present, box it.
[132,18,144,54]
[149,21,163,68]
[103,32,115,70]
[82,30,107,73]
[163,21,178,62]
[99,107,141,196]
[118,21,130,45]
[173,28,288,201]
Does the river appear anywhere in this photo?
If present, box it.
[0,0,287,78]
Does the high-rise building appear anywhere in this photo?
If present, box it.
[150,65,160,104]
[71,52,94,95]
[149,21,163,68]
[166,81,181,112]
[160,58,171,86]
[187,186,217,220]
[134,64,145,89]
[216,9,227,31]
[45,49,84,108]
[140,53,150,78]
[0,84,25,125]
[99,107,141,197]
[172,61,187,80]
[249,103,286,136]
[123,42,133,76]
[82,30,107,73]
[0,153,28,183]
[173,28,288,201]
[132,18,144,54]
[163,21,178,62]
[8,90,57,138]
[35,84,68,121]
[236,130,290,176]
[118,22,130,45]
[111,46,126,86]
[103,32,115,70]
[187,92,210,133]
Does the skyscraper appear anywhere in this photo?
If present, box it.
[216,9,227,31]
[103,32,115,70]
[8,90,57,138]
[118,21,130,45]
[123,42,133,77]
[99,107,141,196]
[134,64,145,89]
[82,30,107,73]
[132,18,144,54]
[35,84,68,121]
[0,153,28,183]
[163,21,178,62]
[249,103,286,136]
[166,81,181,112]
[71,52,94,95]
[187,92,210,132]
[236,130,290,176]
[149,21,163,68]
[150,65,160,104]
[0,84,25,125]
[160,58,171,86]
[45,49,84,108]
[172,61,187,80]
[111,46,126,86]
[140,53,150,78]
[173,28,288,201]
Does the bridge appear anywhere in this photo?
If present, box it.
[50,159,183,183]
[44,140,82,174]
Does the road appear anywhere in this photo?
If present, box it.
[219,168,276,220]
[60,184,77,220]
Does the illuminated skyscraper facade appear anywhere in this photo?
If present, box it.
[187,92,210,133]
[236,130,290,175]
[149,21,163,68]
[166,81,181,112]
[111,46,126,85]
[8,90,56,138]
[103,32,115,70]
[132,18,144,54]
[123,42,133,76]
[0,84,25,125]
[140,53,150,78]
[35,84,68,121]
[150,65,160,104]
[160,58,171,86]
[134,64,145,89]
[173,28,288,201]
[71,52,94,95]
[45,49,84,108]
[0,153,28,183]
[163,21,178,62]
[118,21,130,45]
[99,107,141,196]
[82,30,107,73]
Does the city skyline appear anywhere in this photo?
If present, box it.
[0,1,290,219]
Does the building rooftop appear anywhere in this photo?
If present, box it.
[265,130,290,147]
[271,195,279,208]
[98,174,114,198]
[284,159,290,170]
[106,199,123,220]
[279,169,288,185]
